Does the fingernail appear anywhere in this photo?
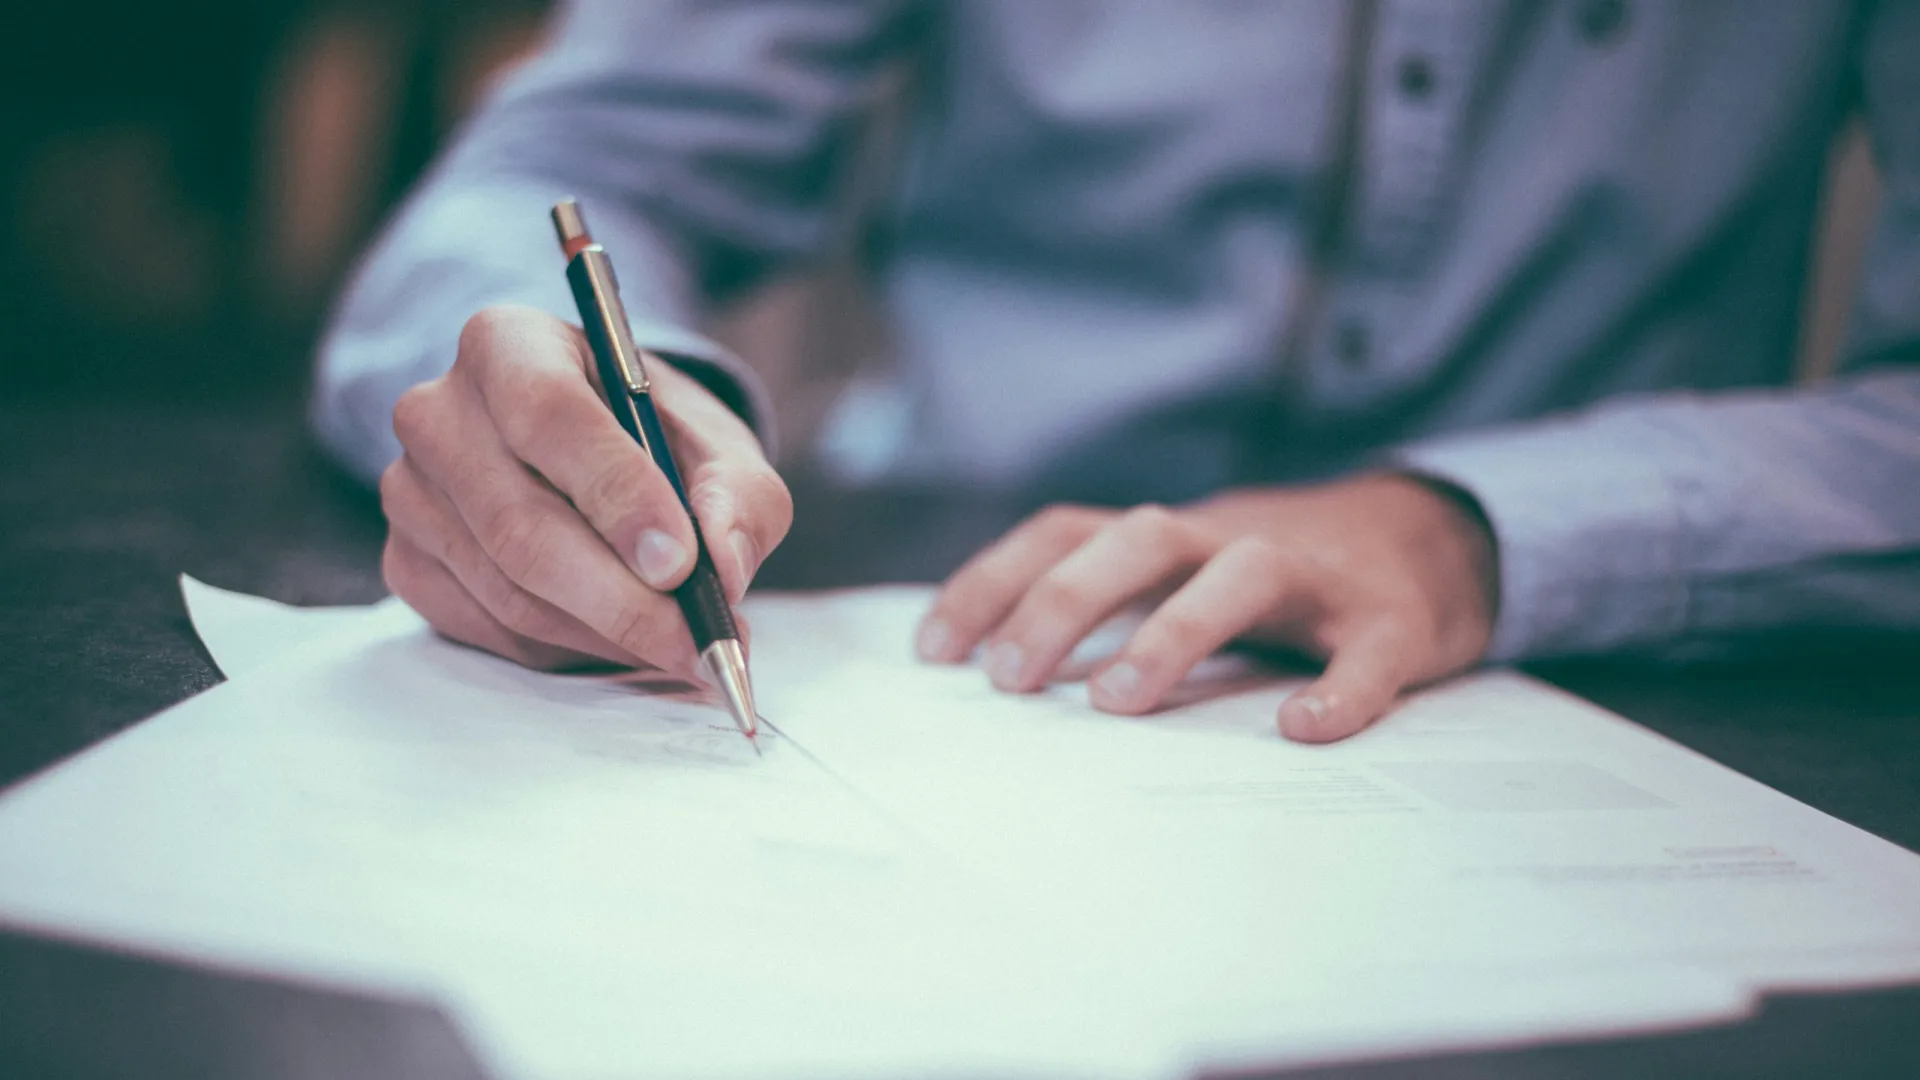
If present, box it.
[634,529,689,588]
[1093,661,1141,707]
[916,617,952,661]
[985,642,1025,690]
[1277,693,1330,738]
[728,530,756,603]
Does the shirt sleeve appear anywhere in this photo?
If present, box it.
[311,0,917,484]
[1394,1,1920,663]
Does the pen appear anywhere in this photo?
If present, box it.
[550,198,759,744]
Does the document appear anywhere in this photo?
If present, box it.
[17,583,1186,1079]
[0,579,1914,1079]
[744,593,1920,1030]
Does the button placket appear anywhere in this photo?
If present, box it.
[1350,0,1493,277]
[1395,54,1437,103]
[1336,315,1373,370]
[1575,0,1629,46]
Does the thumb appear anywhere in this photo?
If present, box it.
[1276,621,1418,743]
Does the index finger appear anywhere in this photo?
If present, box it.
[465,308,701,593]
[1087,538,1307,714]
[917,504,1109,664]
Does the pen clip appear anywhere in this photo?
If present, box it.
[553,199,651,397]
[577,247,652,397]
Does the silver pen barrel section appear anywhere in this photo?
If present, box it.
[702,638,758,739]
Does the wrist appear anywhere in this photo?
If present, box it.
[1381,471,1502,650]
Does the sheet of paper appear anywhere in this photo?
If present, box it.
[167,579,1773,1065]
[180,574,417,678]
[743,591,1920,1033]
[1,580,1914,1079]
[7,586,1188,1080]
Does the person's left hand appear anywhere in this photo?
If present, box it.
[914,474,1500,742]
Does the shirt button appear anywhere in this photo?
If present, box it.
[1395,55,1437,102]
[1575,0,1629,45]
[1335,317,1371,370]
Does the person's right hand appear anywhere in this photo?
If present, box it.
[379,303,792,676]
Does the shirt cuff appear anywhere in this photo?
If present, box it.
[1390,418,1694,663]
[655,348,776,457]
[312,182,778,482]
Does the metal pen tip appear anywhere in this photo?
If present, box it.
[702,639,758,743]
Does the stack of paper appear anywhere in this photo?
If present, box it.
[0,578,1914,1079]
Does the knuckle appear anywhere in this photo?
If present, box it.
[951,559,1026,616]
[1224,536,1290,578]
[376,460,408,513]
[483,502,558,585]
[926,581,988,634]
[488,583,550,640]
[455,304,524,366]
[605,598,672,660]
[380,539,415,597]
[1347,606,1415,645]
[1121,501,1175,531]
[1029,572,1095,619]
[390,382,442,448]
[578,457,656,521]
[1118,503,1188,550]
[426,522,468,570]
[1374,612,1432,659]
[606,601,652,649]
[739,468,795,541]
[495,375,575,456]
[1147,610,1212,652]
[1032,502,1099,541]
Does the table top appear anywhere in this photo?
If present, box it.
[3,397,1917,1080]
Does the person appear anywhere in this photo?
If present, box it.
[313,1,1920,743]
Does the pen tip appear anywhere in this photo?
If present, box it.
[701,638,759,746]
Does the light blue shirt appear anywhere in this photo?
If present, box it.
[315,0,1920,663]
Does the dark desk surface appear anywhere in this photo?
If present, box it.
[3,398,1918,1080]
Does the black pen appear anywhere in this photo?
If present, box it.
[551,199,758,743]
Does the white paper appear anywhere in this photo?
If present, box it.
[10,586,1187,1079]
[740,591,1920,1070]
[181,574,416,678]
[2,580,1917,1079]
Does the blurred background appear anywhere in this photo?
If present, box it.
[1,0,548,403]
[0,1,1882,445]
[0,0,888,451]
